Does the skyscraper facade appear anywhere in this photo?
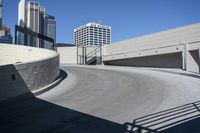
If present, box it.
[0,0,13,44]
[0,0,3,30]
[0,25,13,44]
[18,0,45,47]
[44,14,56,49]
[74,22,111,46]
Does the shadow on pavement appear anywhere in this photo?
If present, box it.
[1,67,200,133]
[60,69,68,80]
[0,95,125,133]
[123,101,200,133]
[1,95,200,133]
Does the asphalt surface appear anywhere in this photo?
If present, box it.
[1,65,200,133]
[40,65,200,121]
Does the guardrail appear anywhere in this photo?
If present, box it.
[103,43,185,58]
[77,46,102,65]
[15,25,55,50]
[103,41,200,60]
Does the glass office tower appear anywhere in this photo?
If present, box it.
[18,0,45,47]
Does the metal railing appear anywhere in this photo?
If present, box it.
[15,25,55,50]
[103,43,185,58]
[77,46,102,65]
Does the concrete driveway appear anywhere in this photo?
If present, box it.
[1,65,200,133]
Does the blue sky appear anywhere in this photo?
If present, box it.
[3,0,200,44]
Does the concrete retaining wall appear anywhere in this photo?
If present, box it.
[57,46,102,65]
[57,46,77,64]
[103,23,200,73]
[104,23,200,59]
[0,44,60,102]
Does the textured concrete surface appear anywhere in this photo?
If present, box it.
[14,55,60,91]
[40,65,200,122]
[0,44,60,102]
[0,65,31,102]
[1,65,200,133]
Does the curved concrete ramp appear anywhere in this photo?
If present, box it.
[40,66,200,123]
[1,65,200,133]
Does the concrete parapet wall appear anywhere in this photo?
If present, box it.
[104,23,200,59]
[0,44,57,65]
[57,46,77,64]
[0,44,60,102]
[103,23,200,73]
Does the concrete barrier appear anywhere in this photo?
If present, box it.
[103,23,200,73]
[0,44,60,102]
[57,46,77,64]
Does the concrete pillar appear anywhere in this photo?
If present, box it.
[182,43,188,70]
[184,44,200,73]
[82,46,84,65]
[199,48,200,73]
[76,45,78,64]
[85,46,87,64]
[100,45,102,64]
[199,48,200,63]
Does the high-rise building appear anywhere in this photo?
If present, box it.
[0,0,3,30]
[0,25,13,44]
[0,24,11,36]
[0,36,12,44]
[74,22,111,46]
[44,14,56,49]
[0,1,13,44]
[18,0,45,47]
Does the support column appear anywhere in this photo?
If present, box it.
[100,45,102,64]
[199,48,200,62]
[76,45,78,64]
[182,43,188,70]
[85,46,87,64]
[82,46,84,65]
[199,48,200,73]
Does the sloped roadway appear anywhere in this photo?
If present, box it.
[1,65,200,133]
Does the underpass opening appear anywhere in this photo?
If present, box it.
[103,52,183,68]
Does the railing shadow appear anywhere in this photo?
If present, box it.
[123,101,200,133]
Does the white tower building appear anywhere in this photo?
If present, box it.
[74,22,111,46]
